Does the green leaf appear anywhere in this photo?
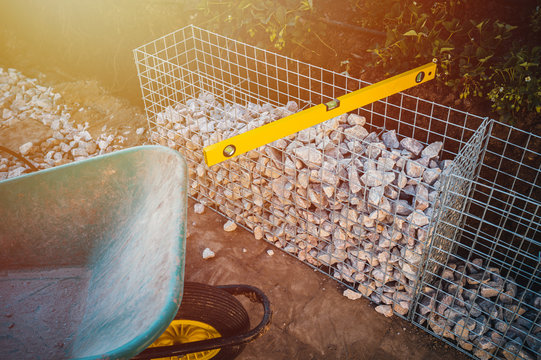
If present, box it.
[505,24,518,32]
[440,47,454,53]
[403,30,418,37]
[519,61,539,68]
[300,0,313,11]
[479,54,494,63]
[475,20,488,32]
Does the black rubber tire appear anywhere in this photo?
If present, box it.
[174,282,251,360]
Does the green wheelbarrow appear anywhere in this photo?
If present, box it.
[0,146,271,360]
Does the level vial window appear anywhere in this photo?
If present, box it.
[324,99,340,111]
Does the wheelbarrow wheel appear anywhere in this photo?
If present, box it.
[149,282,250,360]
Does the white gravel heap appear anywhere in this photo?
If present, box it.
[152,91,457,316]
[0,68,131,180]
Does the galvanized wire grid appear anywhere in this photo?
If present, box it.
[423,119,492,284]
[134,24,488,316]
[413,121,541,360]
[133,25,541,357]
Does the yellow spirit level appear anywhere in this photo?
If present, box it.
[203,62,436,166]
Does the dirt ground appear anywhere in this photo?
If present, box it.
[0,75,469,360]
[185,200,467,360]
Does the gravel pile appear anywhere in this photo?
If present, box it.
[0,68,144,180]
[151,91,457,316]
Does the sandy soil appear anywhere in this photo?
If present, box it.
[0,76,468,360]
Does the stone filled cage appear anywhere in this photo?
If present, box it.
[133,23,487,315]
[412,121,540,360]
[132,25,539,359]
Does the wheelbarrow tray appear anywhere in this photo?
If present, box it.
[0,146,187,359]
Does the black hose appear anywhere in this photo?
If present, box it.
[0,145,39,172]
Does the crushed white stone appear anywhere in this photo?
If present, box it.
[193,203,205,214]
[202,248,215,259]
[223,220,237,232]
[343,289,363,300]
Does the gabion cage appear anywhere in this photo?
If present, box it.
[133,24,489,320]
[413,121,540,360]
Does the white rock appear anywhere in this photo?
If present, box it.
[368,186,384,206]
[361,170,395,187]
[322,184,334,197]
[415,184,430,211]
[60,142,72,153]
[376,157,396,172]
[349,167,363,194]
[78,130,92,142]
[267,249,275,256]
[407,211,430,227]
[86,142,97,154]
[98,139,109,150]
[194,203,205,214]
[400,137,423,156]
[3,108,14,120]
[223,220,237,232]
[286,100,298,112]
[343,289,363,300]
[366,142,385,159]
[202,248,215,259]
[294,145,322,168]
[136,127,145,135]
[297,170,310,189]
[297,127,317,144]
[53,152,63,161]
[375,304,394,317]
[71,147,88,157]
[19,142,33,155]
[196,164,205,177]
[271,176,291,198]
[372,268,389,284]
[406,160,424,178]
[347,113,366,126]
[422,167,441,185]
[395,200,413,216]
[51,119,61,131]
[343,125,369,141]
[320,161,339,186]
[403,247,423,266]
[8,167,27,178]
[284,157,296,176]
[421,141,443,159]
[397,171,408,188]
[401,262,418,281]
[384,186,398,199]
[308,186,327,207]
[382,130,400,149]
[254,226,264,240]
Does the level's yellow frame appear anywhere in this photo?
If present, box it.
[203,62,436,166]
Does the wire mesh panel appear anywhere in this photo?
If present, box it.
[424,119,492,283]
[413,121,541,360]
[134,25,489,320]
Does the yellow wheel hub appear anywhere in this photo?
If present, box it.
[149,319,222,360]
